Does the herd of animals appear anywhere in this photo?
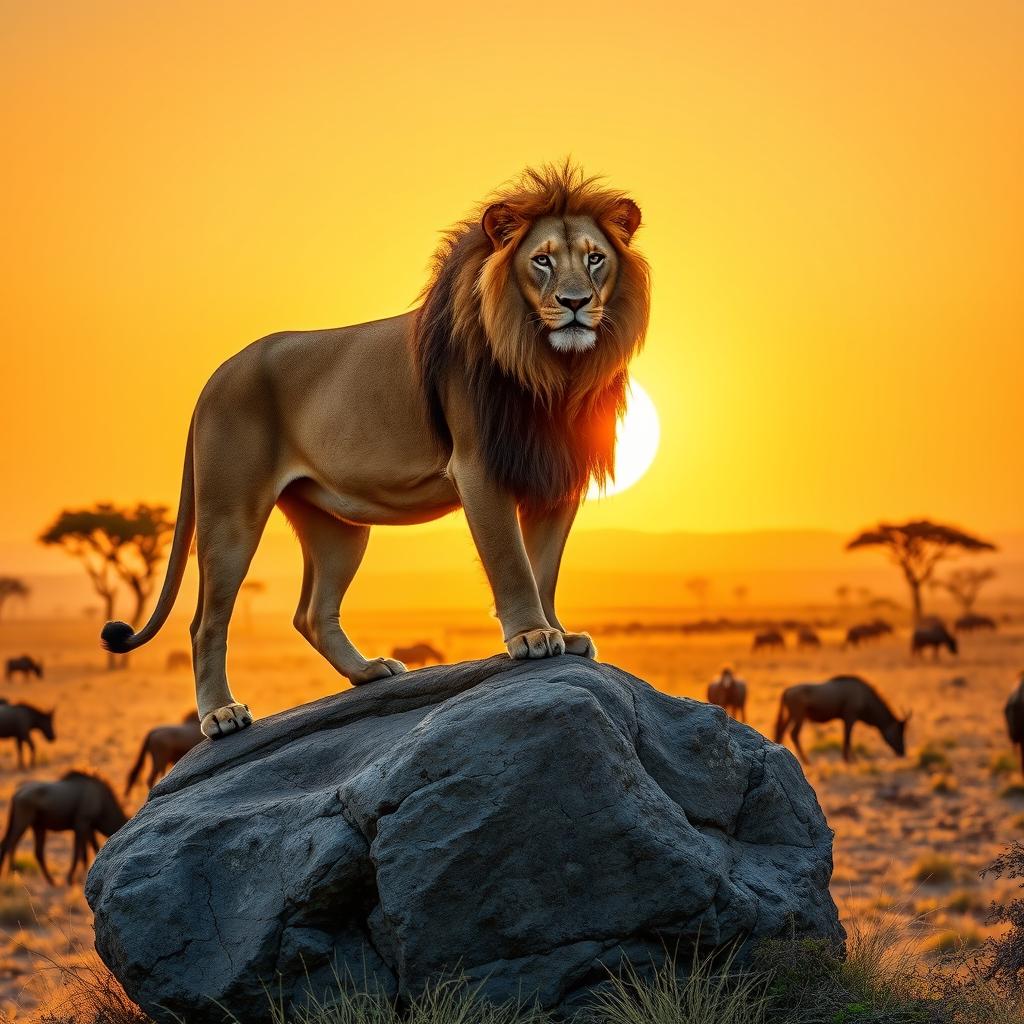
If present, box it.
[0,615,1018,887]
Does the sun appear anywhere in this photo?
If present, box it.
[587,379,660,499]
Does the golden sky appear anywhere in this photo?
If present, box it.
[2,1,1022,565]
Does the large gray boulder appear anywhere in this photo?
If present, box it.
[86,656,842,1021]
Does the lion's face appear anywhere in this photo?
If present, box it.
[511,215,619,354]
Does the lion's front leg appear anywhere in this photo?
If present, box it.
[519,501,597,661]
[447,454,565,661]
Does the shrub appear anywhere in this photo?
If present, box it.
[914,856,957,885]
[917,744,951,773]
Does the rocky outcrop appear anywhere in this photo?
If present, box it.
[86,656,843,1021]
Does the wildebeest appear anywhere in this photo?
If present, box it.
[126,712,205,793]
[774,674,910,764]
[911,618,958,658]
[0,702,55,768]
[707,667,747,722]
[390,642,445,667]
[0,771,127,885]
[751,629,785,653]
[1004,673,1024,776]
[5,655,43,682]
[165,649,191,671]
[955,613,997,633]
[796,627,821,649]
[843,619,893,649]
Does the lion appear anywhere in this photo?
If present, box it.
[101,163,650,739]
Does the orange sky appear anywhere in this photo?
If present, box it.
[2,1,1022,569]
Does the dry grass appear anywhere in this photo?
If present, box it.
[3,611,1024,1015]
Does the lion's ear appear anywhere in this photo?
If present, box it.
[482,203,519,250]
[609,198,642,243]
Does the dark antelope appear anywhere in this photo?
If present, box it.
[0,771,127,885]
[775,674,910,764]
[0,702,55,768]
[1005,673,1024,777]
[751,629,785,652]
[911,619,958,658]
[390,642,445,667]
[126,711,205,793]
[707,667,747,722]
[5,656,43,682]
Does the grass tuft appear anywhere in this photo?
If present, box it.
[588,944,770,1024]
[914,855,957,885]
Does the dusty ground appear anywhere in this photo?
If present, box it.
[0,606,1021,1019]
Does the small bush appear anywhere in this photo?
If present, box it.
[914,856,957,885]
[1001,784,1024,800]
[991,754,1017,777]
[917,744,952,773]
[931,774,958,795]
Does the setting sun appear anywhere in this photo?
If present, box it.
[588,379,661,500]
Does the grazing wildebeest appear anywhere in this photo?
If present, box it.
[955,613,997,633]
[843,619,893,649]
[165,649,191,671]
[0,771,127,885]
[796,626,821,649]
[0,703,55,768]
[774,675,910,764]
[707,667,747,722]
[751,629,785,653]
[911,618,958,658]
[5,656,43,682]
[390,643,445,667]
[126,712,205,793]
[1004,673,1024,776]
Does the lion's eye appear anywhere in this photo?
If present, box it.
[531,254,552,268]
[588,252,605,267]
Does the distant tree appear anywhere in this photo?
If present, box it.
[39,503,175,666]
[732,584,749,606]
[835,584,850,608]
[109,503,176,627]
[930,566,998,616]
[685,576,711,609]
[846,520,996,623]
[239,579,266,631]
[0,576,30,620]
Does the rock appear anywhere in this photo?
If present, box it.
[86,656,843,1022]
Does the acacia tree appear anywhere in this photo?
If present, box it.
[845,520,996,623]
[0,577,30,620]
[39,503,174,666]
[931,566,998,616]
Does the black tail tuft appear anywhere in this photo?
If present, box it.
[101,621,136,654]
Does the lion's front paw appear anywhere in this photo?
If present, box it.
[507,628,566,660]
[201,703,253,739]
[350,657,407,686]
[563,632,598,659]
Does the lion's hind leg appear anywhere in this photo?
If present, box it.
[280,495,406,686]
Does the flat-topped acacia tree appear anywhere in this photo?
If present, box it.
[39,503,174,667]
[0,577,30,621]
[845,520,996,624]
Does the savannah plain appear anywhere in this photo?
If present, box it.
[1,538,1023,1018]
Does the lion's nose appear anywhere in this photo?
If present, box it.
[556,295,589,312]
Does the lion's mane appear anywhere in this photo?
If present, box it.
[414,163,651,511]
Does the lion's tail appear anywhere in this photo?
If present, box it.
[101,419,196,654]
